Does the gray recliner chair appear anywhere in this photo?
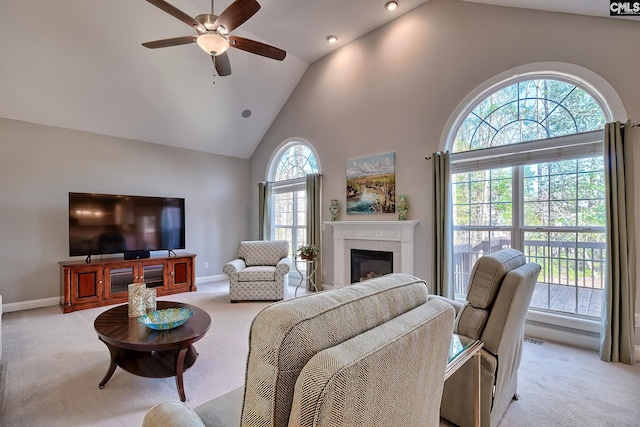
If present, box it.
[435,249,541,427]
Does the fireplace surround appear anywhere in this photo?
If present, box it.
[324,221,419,287]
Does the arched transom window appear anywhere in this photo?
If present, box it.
[271,144,318,182]
[453,79,606,153]
[449,77,608,320]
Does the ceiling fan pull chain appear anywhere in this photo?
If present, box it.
[211,56,218,84]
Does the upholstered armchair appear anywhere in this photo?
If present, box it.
[434,249,541,427]
[143,273,455,427]
[223,240,291,302]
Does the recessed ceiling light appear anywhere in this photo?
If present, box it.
[326,35,338,44]
[384,1,399,11]
[241,109,252,118]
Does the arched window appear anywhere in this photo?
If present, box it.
[448,76,609,319]
[267,140,319,258]
[271,144,319,182]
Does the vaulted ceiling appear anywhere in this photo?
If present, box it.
[0,0,635,158]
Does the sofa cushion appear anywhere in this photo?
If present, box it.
[455,303,489,340]
[194,386,243,427]
[238,240,289,267]
[142,401,205,427]
[466,249,526,309]
[288,299,454,427]
[241,273,430,427]
[238,266,276,282]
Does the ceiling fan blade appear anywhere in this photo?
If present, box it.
[213,0,260,34]
[146,0,205,32]
[213,52,232,76]
[142,36,197,49]
[229,36,286,61]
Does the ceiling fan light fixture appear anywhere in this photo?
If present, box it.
[384,1,399,11]
[197,32,230,56]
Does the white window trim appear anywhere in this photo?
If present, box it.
[440,62,627,151]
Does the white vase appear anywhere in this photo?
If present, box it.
[145,288,157,311]
[396,194,409,221]
[329,199,340,221]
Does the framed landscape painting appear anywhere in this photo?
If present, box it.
[346,152,396,214]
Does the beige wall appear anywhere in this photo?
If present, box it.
[250,0,640,326]
[0,117,251,304]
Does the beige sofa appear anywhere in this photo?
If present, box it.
[143,273,455,427]
[435,249,541,427]
[223,240,291,302]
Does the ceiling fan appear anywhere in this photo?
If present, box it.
[142,0,286,77]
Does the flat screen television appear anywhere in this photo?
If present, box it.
[69,192,185,257]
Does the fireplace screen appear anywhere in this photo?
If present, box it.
[351,249,393,283]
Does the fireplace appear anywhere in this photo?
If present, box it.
[351,249,393,283]
[324,220,419,287]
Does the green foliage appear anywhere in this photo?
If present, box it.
[295,245,318,259]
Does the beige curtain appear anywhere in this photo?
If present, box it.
[258,182,272,240]
[600,120,636,364]
[306,173,322,291]
[433,151,454,298]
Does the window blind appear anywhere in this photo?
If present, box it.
[451,130,603,174]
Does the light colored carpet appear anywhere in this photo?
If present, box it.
[0,280,639,427]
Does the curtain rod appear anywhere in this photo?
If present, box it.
[425,122,639,160]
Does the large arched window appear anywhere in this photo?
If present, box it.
[268,140,319,258]
[448,76,609,319]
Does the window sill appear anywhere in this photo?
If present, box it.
[524,309,601,350]
[454,296,601,350]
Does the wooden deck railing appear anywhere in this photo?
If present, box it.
[454,238,605,317]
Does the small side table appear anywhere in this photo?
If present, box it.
[294,258,317,296]
[446,334,484,427]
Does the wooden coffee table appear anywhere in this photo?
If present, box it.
[94,301,211,401]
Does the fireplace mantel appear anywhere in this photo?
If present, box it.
[324,221,420,287]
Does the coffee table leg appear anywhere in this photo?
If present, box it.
[175,347,189,401]
[99,341,118,389]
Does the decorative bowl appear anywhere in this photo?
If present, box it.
[137,308,194,330]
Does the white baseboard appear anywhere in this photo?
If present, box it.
[3,297,60,313]
[524,322,601,351]
[196,274,227,285]
[524,309,601,351]
[1,276,228,314]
